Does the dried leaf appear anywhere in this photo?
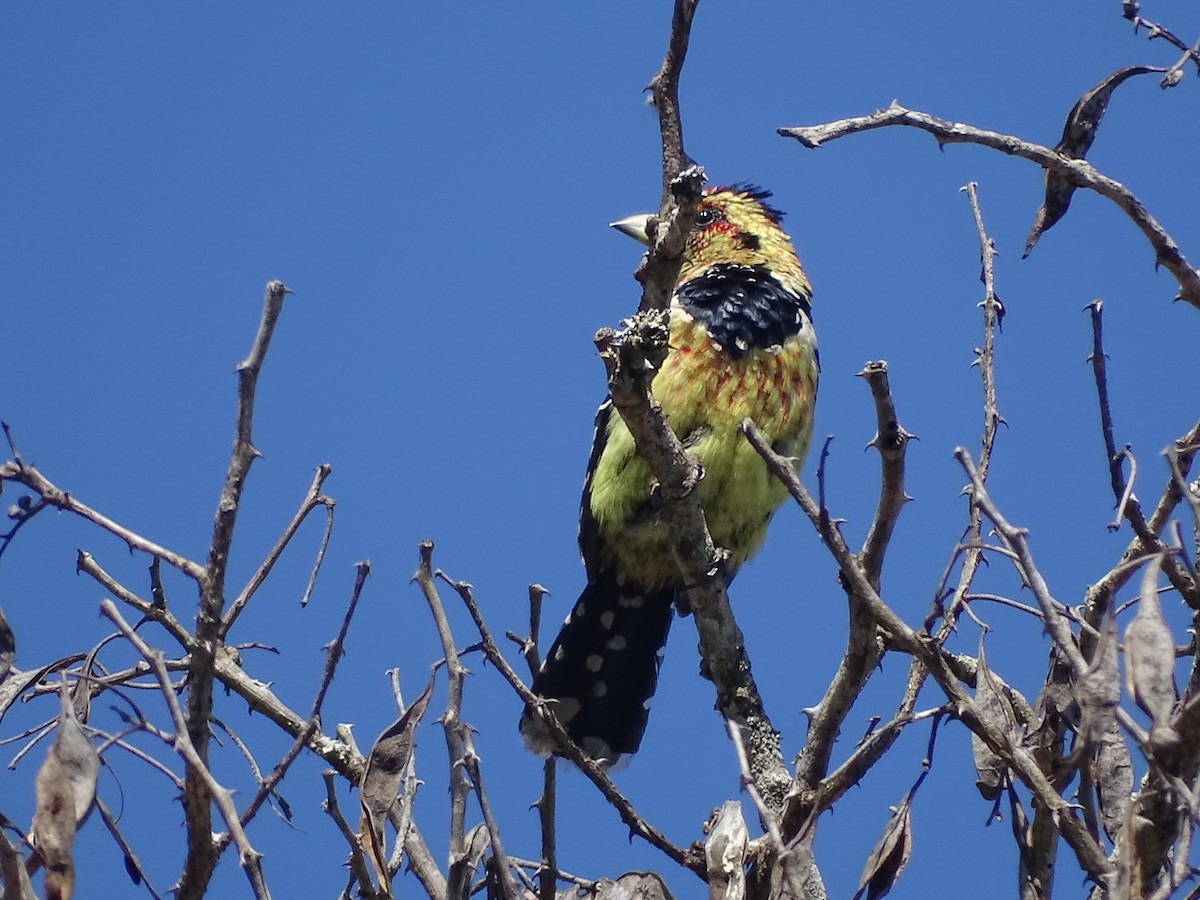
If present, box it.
[1024,66,1159,257]
[1076,609,1120,750]
[1057,66,1158,159]
[971,637,1017,800]
[853,793,914,900]
[1091,721,1134,844]
[1124,558,1179,747]
[704,800,748,900]
[1036,650,1076,724]
[1,659,75,728]
[1023,178,1076,259]
[358,676,434,895]
[1030,650,1075,754]
[30,679,99,900]
[0,608,13,683]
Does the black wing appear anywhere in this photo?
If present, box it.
[577,396,613,582]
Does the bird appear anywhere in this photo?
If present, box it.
[520,183,818,768]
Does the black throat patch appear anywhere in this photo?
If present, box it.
[676,263,812,358]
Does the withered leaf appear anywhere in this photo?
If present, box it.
[1036,649,1076,724]
[359,675,434,895]
[0,608,13,683]
[1092,721,1134,844]
[853,792,914,900]
[1057,66,1159,160]
[2,657,80,729]
[971,637,1018,800]
[1124,558,1179,747]
[1031,649,1075,754]
[31,679,100,900]
[1076,609,1120,750]
[1024,66,1159,257]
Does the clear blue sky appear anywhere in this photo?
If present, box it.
[3,4,1199,897]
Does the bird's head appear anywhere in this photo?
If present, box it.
[611,183,807,291]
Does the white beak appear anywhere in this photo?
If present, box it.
[609,214,653,246]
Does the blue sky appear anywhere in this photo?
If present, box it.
[3,3,1200,897]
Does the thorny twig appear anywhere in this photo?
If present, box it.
[1086,300,1200,607]
[780,103,1200,310]
[445,560,706,876]
[101,600,272,900]
[231,561,371,835]
[746,428,1114,884]
[411,542,476,898]
[222,462,335,635]
[597,0,791,815]
[180,279,290,899]
[784,361,909,835]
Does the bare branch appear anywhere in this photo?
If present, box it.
[1085,300,1200,607]
[101,600,271,900]
[75,551,193,648]
[222,462,335,636]
[233,561,370,833]
[446,566,705,876]
[321,770,382,900]
[857,361,913,584]
[780,103,1200,310]
[746,430,1113,884]
[411,542,473,897]
[180,278,289,900]
[0,460,204,580]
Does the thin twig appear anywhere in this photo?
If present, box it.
[1123,5,1200,80]
[411,542,474,897]
[1085,301,1199,607]
[745,431,1113,884]
[857,362,913,584]
[75,552,193,647]
[0,461,203,579]
[96,798,164,900]
[235,561,370,835]
[956,449,1087,677]
[321,770,382,899]
[460,729,519,900]
[101,600,271,900]
[639,0,703,313]
[726,720,784,852]
[963,182,1003,482]
[445,566,705,876]
[222,462,334,635]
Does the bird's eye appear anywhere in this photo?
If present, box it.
[694,207,718,227]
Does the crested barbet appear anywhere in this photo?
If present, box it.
[520,184,818,768]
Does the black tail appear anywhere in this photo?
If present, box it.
[519,572,674,767]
